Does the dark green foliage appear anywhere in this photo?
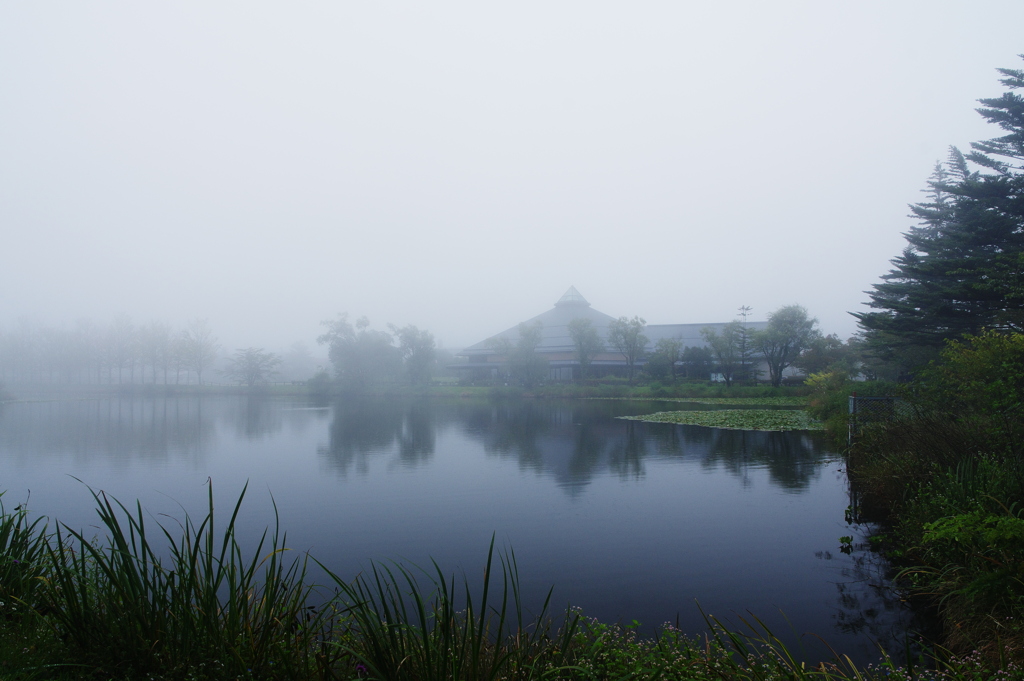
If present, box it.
[646,338,682,381]
[755,306,820,388]
[41,483,339,680]
[794,334,857,377]
[680,345,714,380]
[856,58,1024,372]
[918,330,1024,450]
[701,321,745,387]
[846,332,1024,654]
[0,495,48,614]
[805,372,896,447]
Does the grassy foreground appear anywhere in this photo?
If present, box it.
[0,486,1012,681]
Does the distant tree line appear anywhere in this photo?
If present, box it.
[0,316,222,385]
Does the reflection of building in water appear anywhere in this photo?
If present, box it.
[456,286,769,381]
[455,401,826,495]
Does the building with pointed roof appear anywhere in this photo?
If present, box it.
[457,287,768,381]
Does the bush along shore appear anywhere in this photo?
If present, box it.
[807,331,1024,671]
[0,484,1015,680]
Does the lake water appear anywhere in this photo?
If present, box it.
[0,394,918,664]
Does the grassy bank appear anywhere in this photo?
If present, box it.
[0,486,1014,680]
[808,333,1024,662]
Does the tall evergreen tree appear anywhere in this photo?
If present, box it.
[855,57,1024,369]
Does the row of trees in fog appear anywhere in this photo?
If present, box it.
[0,311,442,390]
[0,316,223,385]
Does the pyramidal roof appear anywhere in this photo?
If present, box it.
[554,285,589,307]
[461,286,611,353]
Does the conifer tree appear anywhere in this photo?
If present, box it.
[855,57,1024,369]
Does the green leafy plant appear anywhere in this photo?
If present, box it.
[40,483,340,680]
[0,494,49,615]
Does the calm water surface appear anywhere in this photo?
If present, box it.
[0,395,916,664]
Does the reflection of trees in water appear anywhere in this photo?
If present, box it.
[219,396,331,441]
[318,398,437,474]
[472,401,553,473]
[815,538,934,661]
[455,400,827,493]
[0,397,216,464]
[607,419,646,480]
[398,402,435,465]
[0,396,334,466]
[697,429,825,491]
[225,396,283,440]
[567,423,606,485]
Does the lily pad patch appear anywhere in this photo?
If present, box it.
[618,409,824,431]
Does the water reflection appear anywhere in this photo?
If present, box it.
[317,398,438,474]
[696,428,825,492]
[0,396,329,465]
[816,537,932,660]
[443,399,827,494]
[0,394,917,665]
[0,397,217,464]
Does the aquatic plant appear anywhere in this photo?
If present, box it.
[661,396,810,407]
[619,409,824,431]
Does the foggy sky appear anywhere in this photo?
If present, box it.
[2,2,1022,352]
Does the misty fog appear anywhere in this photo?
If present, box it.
[2,3,1023,351]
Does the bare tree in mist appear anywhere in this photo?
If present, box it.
[224,347,281,387]
[139,322,172,384]
[182,318,220,385]
[107,313,136,384]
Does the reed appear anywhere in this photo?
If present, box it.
[0,494,49,615]
[40,483,341,680]
[322,536,580,681]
